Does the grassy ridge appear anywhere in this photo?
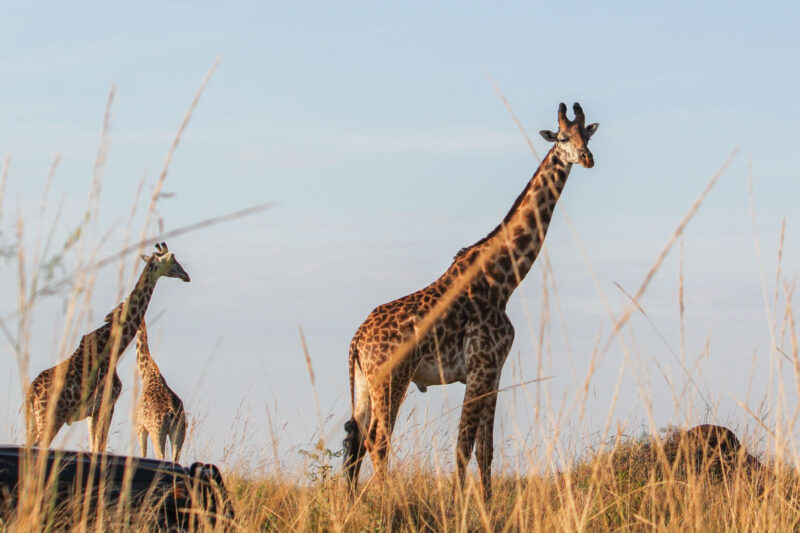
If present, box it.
[5,425,795,531]
[202,428,795,532]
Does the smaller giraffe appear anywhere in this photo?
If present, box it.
[135,320,187,462]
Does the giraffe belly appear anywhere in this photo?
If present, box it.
[67,405,87,424]
[412,353,466,391]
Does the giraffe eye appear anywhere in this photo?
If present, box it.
[558,137,568,143]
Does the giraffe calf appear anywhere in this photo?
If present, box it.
[135,321,187,462]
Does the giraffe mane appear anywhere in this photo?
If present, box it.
[452,150,554,262]
[104,302,125,323]
[105,259,158,323]
[453,184,528,261]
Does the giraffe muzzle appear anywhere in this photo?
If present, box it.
[579,151,594,168]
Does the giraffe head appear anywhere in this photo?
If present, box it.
[142,242,191,282]
[539,102,599,168]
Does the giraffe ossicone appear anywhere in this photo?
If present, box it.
[25,242,190,453]
[343,103,598,501]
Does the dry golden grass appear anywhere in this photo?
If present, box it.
[206,427,799,533]
[5,424,800,532]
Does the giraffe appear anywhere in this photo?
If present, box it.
[135,320,187,462]
[343,103,598,500]
[25,242,190,453]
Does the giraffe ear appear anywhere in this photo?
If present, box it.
[141,254,151,262]
[585,123,599,137]
[539,130,558,142]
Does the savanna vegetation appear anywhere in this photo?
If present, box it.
[2,71,799,532]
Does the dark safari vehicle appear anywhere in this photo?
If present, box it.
[0,446,234,530]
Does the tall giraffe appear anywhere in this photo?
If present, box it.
[135,320,187,462]
[25,242,190,453]
[343,103,598,500]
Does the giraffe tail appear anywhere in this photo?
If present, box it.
[342,417,361,485]
[347,334,359,414]
[343,334,363,487]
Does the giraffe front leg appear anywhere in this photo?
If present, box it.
[456,317,511,501]
[89,404,115,454]
[455,378,492,493]
[475,391,498,502]
[89,373,121,453]
[87,417,96,451]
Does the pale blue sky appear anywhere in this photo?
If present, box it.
[1,2,800,468]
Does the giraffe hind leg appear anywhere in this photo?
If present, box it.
[343,418,366,487]
[343,364,371,487]
[30,381,66,449]
[153,424,167,460]
[364,371,411,481]
[25,397,40,447]
[137,424,149,457]
[37,406,64,450]
[170,413,187,463]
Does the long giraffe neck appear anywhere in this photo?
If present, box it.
[136,322,159,376]
[451,146,571,303]
[93,260,161,366]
